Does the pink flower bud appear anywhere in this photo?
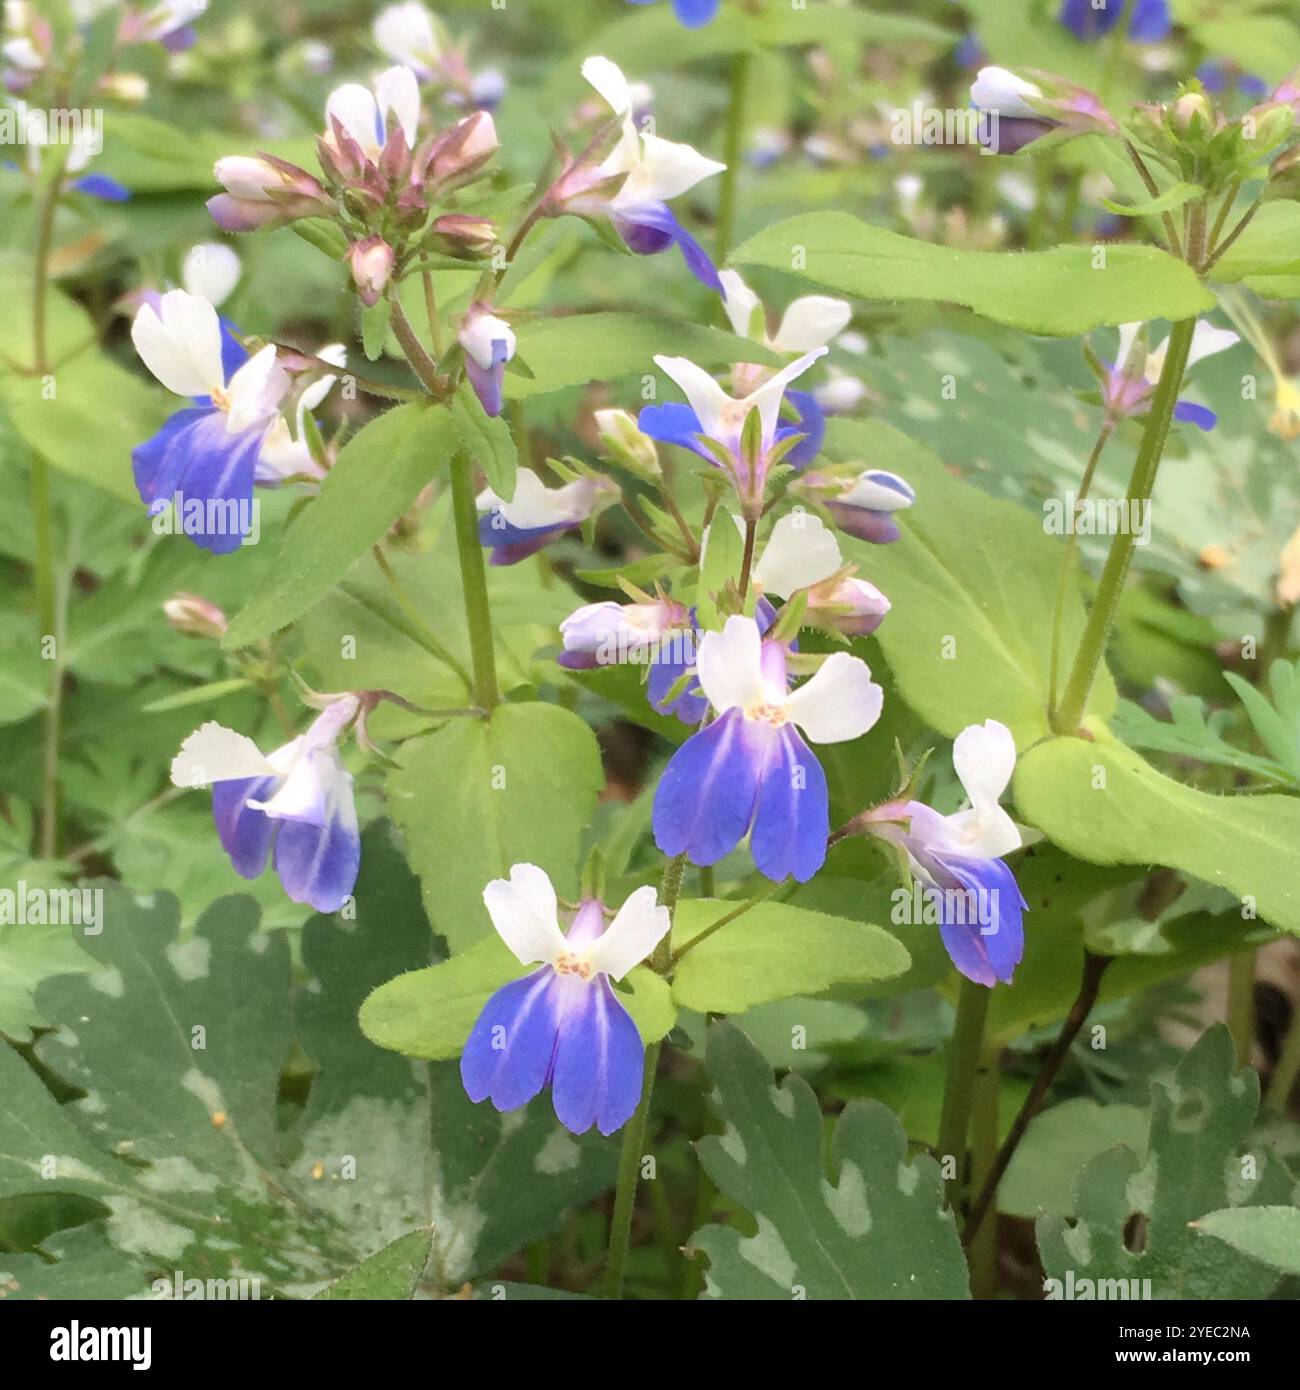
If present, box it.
[424,214,497,256]
[163,593,228,639]
[347,236,395,306]
[423,110,498,188]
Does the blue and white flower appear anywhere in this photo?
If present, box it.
[458,306,516,417]
[257,342,347,484]
[323,64,421,162]
[550,56,726,290]
[625,0,720,28]
[653,614,883,881]
[814,467,916,544]
[1059,0,1170,43]
[869,720,1026,988]
[638,348,828,501]
[131,289,290,553]
[477,469,616,565]
[170,698,362,913]
[461,865,671,1135]
[1103,321,1239,431]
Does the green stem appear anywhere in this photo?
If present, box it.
[604,1042,661,1299]
[738,511,758,598]
[448,448,500,712]
[714,51,750,264]
[1264,999,1300,1113]
[668,877,784,966]
[1227,949,1256,1069]
[1053,316,1197,735]
[31,162,64,858]
[936,976,992,1210]
[1048,423,1113,721]
[605,852,688,1299]
[967,1045,1000,1299]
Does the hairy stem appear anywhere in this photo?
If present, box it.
[448,448,500,712]
[936,976,992,1210]
[1054,316,1197,734]
[714,51,750,264]
[967,1044,1001,1298]
[1226,949,1256,1069]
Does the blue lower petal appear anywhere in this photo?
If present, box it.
[653,707,766,866]
[70,173,131,202]
[461,969,563,1112]
[647,645,708,724]
[466,338,510,418]
[219,316,248,382]
[927,854,1026,987]
[133,407,262,554]
[478,511,572,564]
[272,781,361,912]
[778,390,826,472]
[1173,399,1217,431]
[636,402,716,464]
[749,726,829,883]
[1128,0,1171,41]
[674,0,720,24]
[614,203,723,293]
[551,978,645,1135]
[212,776,277,880]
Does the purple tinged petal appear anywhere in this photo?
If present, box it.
[70,173,131,202]
[551,978,645,1135]
[636,402,716,463]
[748,726,829,883]
[466,338,510,417]
[460,969,563,1112]
[777,390,826,472]
[272,787,361,912]
[212,776,277,880]
[928,853,1026,987]
[826,501,902,544]
[1128,0,1171,42]
[614,203,723,293]
[653,707,768,866]
[674,0,721,24]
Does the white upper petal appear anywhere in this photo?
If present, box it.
[754,511,843,598]
[747,346,828,450]
[618,131,725,206]
[171,721,276,788]
[587,884,670,980]
[131,289,225,399]
[483,863,568,967]
[298,342,347,413]
[719,271,762,340]
[653,354,735,445]
[374,64,420,146]
[970,65,1043,118]
[783,652,883,744]
[696,615,767,714]
[181,242,241,307]
[772,296,852,354]
[1185,322,1240,370]
[477,470,592,528]
[1115,321,1142,372]
[373,1,439,67]
[326,82,381,150]
[249,746,330,821]
[225,343,289,433]
[952,719,1016,811]
[459,313,516,370]
[582,55,633,114]
[838,469,916,511]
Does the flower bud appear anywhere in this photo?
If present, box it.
[347,236,395,307]
[163,592,228,639]
[424,213,497,257]
[1173,91,1213,133]
[804,575,891,638]
[99,70,149,104]
[594,407,660,480]
[422,110,498,188]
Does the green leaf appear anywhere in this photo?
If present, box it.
[691,1022,969,1299]
[1100,182,1204,218]
[223,403,452,648]
[361,298,392,362]
[1015,734,1300,936]
[1112,696,1295,788]
[695,514,742,631]
[826,418,1115,742]
[1037,1028,1292,1299]
[1211,203,1300,283]
[504,314,778,400]
[1190,16,1300,85]
[359,933,675,1061]
[669,899,910,1014]
[1,349,169,504]
[387,702,604,951]
[1192,1207,1300,1276]
[731,213,1213,335]
[315,1229,434,1300]
[1223,660,1300,781]
[999,1099,1148,1219]
[451,382,517,500]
